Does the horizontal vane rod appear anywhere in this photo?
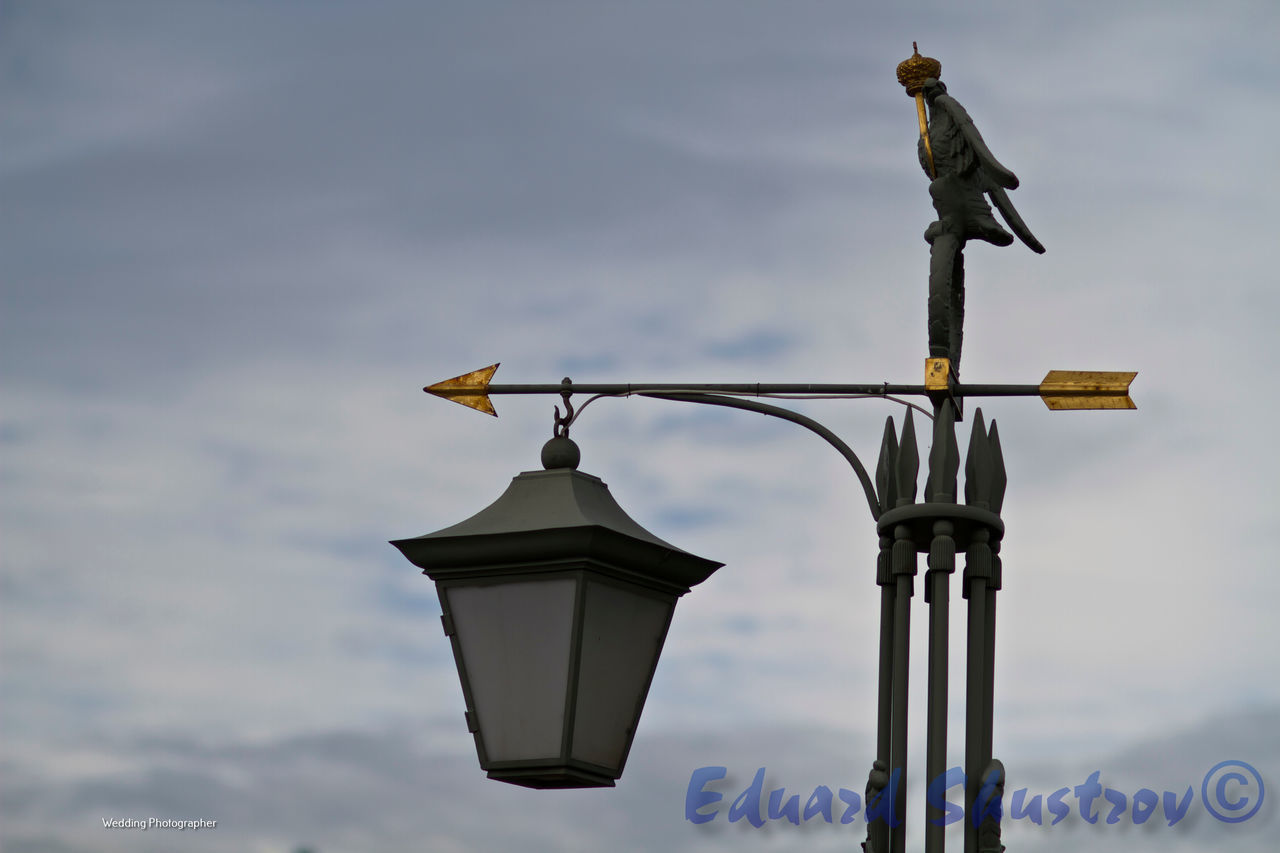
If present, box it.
[425,364,1136,415]
[429,381,1054,396]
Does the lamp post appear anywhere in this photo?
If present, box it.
[393,49,1136,853]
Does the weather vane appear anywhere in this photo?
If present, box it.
[897,43,1044,390]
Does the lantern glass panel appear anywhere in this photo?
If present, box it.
[570,580,673,769]
[447,578,576,761]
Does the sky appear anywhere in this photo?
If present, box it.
[2,1,1278,851]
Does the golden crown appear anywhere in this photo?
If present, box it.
[896,42,941,97]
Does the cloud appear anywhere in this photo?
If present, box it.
[3,4,1279,851]
[4,706,1276,852]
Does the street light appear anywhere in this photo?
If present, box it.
[393,47,1137,853]
[391,435,722,789]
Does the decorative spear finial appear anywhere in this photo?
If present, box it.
[896,42,940,178]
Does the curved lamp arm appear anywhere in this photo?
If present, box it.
[640,392,882,522]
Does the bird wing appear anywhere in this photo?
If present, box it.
[931,92,1019,189]
[932,89,1044,253]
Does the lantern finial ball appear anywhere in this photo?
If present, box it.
[541,436,581,470]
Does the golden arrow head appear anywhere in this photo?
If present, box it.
[424,363,500,416]
[1039,370,1137,410]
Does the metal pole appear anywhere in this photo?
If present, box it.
[889,525,916,853]
[876,540,895,764]
[925,520,955,853]
[963,555,988,853]
[982,543,1002,785]
[872,535,896,853]
[923,401,959,853]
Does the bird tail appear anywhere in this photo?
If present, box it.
[989,185,1045,254]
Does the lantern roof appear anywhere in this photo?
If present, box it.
[392,463,722,594]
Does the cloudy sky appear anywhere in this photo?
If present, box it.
[2,1,1278,851]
